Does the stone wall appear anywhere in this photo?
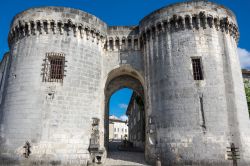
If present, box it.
[140,1,249,165]
[126,92,145,150]
[0,52,10,106]
[1,7,107,165]
[0,1,249,166]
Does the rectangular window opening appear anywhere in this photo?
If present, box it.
[134,39,138,50]
[121,39,126,50]
[43,53,65,83]
[115,40,119,50]
[109,40,114,50]
[128,38,132,48]
[192,57,204,80]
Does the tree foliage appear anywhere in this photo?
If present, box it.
[244,79,250,116]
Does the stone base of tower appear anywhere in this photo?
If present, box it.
[145,155,249,166]
[0,153,91,166]
[159,160,248,166]
[0,157,89,166]
[145,145,250,166]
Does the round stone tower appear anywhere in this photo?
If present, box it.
[139,0,250,165]
[1,7,107,165]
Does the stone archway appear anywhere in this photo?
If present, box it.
[103,67,146,151]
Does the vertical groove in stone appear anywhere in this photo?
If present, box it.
[199,96,206,130]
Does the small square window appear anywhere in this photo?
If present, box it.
[191,57,204,80]
[43,53,65,82]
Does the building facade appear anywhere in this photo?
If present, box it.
[242,69,250,81]
[126,93,145,150]
[0,0,250,165]
[109,116,128,141]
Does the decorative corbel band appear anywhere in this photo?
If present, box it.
[140,11,239,44]
[104,34,141,51]
[8,19,106,46]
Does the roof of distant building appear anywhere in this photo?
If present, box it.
[109,115,119,120]
[242,69,250,74]
[109,115,127,123]
[109,118,127,123]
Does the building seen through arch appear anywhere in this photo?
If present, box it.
[109,115,128,141]
[126,92,145,151]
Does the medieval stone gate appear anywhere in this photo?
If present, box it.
[0,1,250,166]
[104,67,145,150]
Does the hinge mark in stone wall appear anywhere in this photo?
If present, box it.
[227,143,240,166]
[199,96,206,131]
[23,141,31,158]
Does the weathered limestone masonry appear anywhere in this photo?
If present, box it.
[0,0,249,165]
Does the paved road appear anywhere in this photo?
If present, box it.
[104,140,150,166]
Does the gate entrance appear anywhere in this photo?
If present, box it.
[103,67,147,165]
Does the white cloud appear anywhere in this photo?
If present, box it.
[119,115,128,121]
[119,103,128,109]
[238,48,250,69]
[109,115,119,120]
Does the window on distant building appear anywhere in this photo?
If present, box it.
[191,57,204,80]
[138,111,140,121]
[109,39,114,50]
[128,38,132,48]
[134,38,138,50]
[43,52,65,82]
[121,38,126,50]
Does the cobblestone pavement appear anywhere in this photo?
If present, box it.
[103,140,151,166]
[104,151,150,166]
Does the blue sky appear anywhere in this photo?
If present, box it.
[109,88,132,121]
[0,0,249,119]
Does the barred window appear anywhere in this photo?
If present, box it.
[192,57,203,80]
[43,53,65,82]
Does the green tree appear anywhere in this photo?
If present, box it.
[244,79,250,116]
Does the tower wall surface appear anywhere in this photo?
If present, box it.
[0,1,249,166]
[1,7,107,165]
[0,53,10,106]
[139,1,249,165]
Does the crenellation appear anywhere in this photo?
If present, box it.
[10,10,242,52]
[156,22,163,34]
[178,15,185,30]
[207,15,213,28]
[105,26,141,51]
[8,19,106,47]
[214,17,219,30]
[199,11,207,29]
[139,12,239,43]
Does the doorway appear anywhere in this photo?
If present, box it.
[104,71,147,165]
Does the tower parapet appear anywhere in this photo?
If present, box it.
[106,26,140,51]
[8,7,107,47]
[139,0,239,43]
